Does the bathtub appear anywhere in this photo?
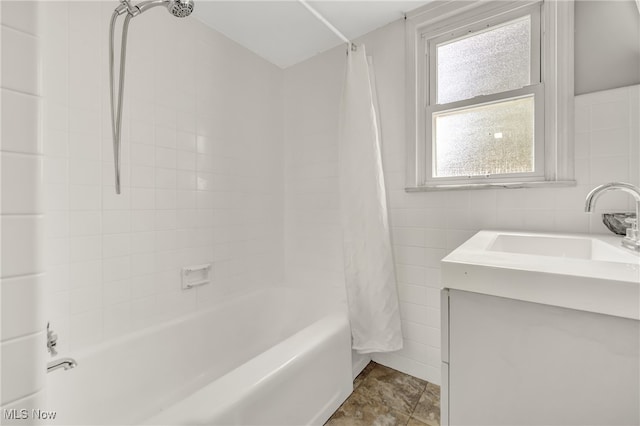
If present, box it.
[46,287,353,425]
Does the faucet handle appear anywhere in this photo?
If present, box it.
[47,322,58,357]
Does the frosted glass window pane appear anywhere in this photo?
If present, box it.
[437,17,531,104]
[433,96,535,178]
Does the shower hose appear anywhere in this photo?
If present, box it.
[109,10,132,195]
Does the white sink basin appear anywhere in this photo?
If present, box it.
[489,234,639,263]
[442,231,640,320]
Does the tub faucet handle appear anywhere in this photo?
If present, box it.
[47,322,58,357]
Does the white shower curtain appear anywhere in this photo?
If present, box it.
[339,44,403,354]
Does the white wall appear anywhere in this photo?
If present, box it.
[575,0,640,95]
[41,2,284,354]
[1,1,47,414]
[283,17,640,384]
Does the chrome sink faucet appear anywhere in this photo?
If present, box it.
[585,182,640,251]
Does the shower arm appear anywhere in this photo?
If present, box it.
[116,0,139,17]
[117,0,175,17]
[135,0,172,14]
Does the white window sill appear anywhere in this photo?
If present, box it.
[405,180,577,192]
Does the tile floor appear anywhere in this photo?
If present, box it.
[326,362,441,426]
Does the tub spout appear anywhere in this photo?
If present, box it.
[47,358,78,373]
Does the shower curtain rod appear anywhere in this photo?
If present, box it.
[298,0,357,50]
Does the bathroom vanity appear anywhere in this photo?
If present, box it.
[441,231,640,426]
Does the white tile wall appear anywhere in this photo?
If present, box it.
[1,333,46,404]
[1,89,42,154]
[1,26,40,95]
[1,0,45,410]
[1,275,44,340]
[283,19,640,384]
[41,2,284,353]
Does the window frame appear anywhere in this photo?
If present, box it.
[405,0,575,191]
[426,5,543,184]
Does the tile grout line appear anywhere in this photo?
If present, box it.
[407,386,428,425]
[405,373,429,425]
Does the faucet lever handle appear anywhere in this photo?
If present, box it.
[47,322,58,357]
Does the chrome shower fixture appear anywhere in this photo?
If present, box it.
[109,0,194,194]
[167,0,195,17]
[115,0,194,17]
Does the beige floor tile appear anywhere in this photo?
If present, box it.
[326,387,410,426]
[411,383,440,426]
[354,361,377,390]
[408,418,430,426]
[358,364,427,415]
[326,362,439,426]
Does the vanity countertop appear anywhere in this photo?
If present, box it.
[441,230,640,320]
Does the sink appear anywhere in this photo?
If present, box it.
[442,231,640,320]
[489,234,639,263]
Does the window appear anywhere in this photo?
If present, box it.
[405,0,575,190]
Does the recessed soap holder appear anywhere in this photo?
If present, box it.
[181,264,212,290]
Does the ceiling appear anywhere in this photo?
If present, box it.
[194,1,430,68]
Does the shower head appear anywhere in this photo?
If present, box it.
[134,0,194,17]
[167,0,194,17]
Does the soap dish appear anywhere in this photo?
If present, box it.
[602,213,636,236]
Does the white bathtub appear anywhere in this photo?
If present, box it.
[46,287,353,425]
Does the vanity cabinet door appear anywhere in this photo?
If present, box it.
[446,289,639,426]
